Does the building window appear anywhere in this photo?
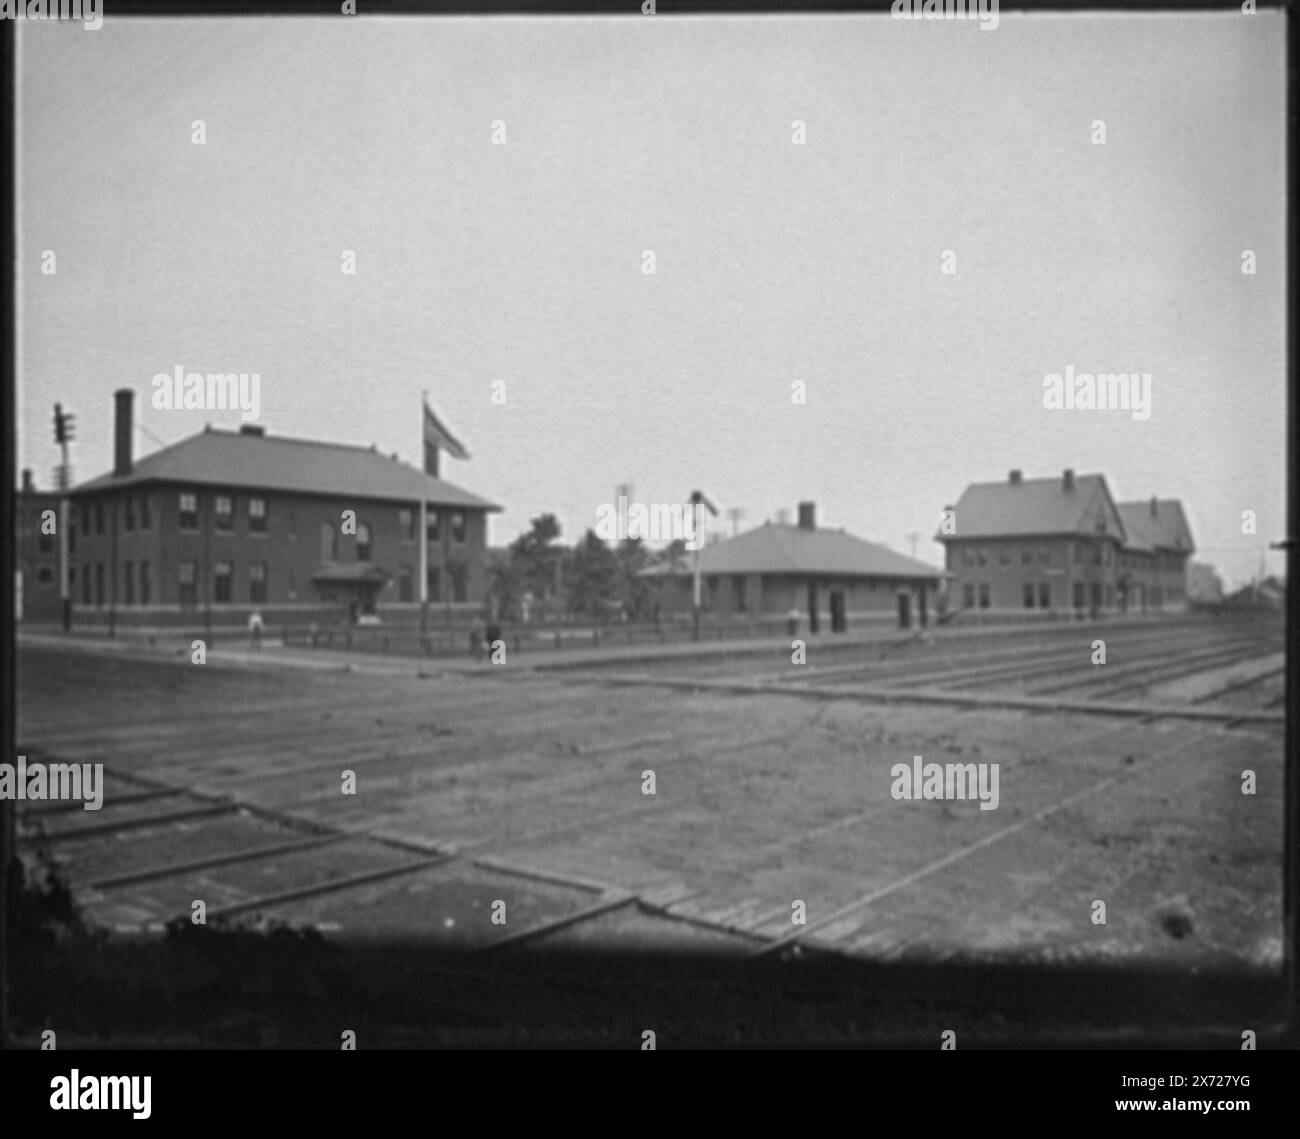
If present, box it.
[320,522,338,563]
[1023,583,1035,608]
[356,523,372,561]
[976,547,988,567]
[427,566,441,602]
[179,493,198,531]
[249,561,267,604]
[178,560,197,607]
[1073,582,1084,610]
[81,565,90,605]
[733,575,747,613]
[249,497,267,534]
[963,584,975,609]
[140,561,151,605]
[215,495,234,533]
[1091,583,1102,608]
[95,501,104,535]
[451,512,467,544]
[449,566,467,602]
[124,561,134,605]
[140,494,151,529]
[398,567,413,602]
[81,504,90,535]
[39,529,52,555]
[37,565,54,586]
[214,562,233,604]
[427,511,440,543]
[978,583,990,609]
[999,547,1010,566]
[95,563,104,607]
[125,495,136,531]
[399,509,414,542]
[1039,582,1050,608]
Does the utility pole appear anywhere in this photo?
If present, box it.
[203,494,212,645]
[53,403,75,631]
[689,489,718,641]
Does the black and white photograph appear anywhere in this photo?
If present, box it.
[1,0,1295,1111]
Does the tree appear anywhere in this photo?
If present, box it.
[566,530,621,618]
[501,514,565,621]
[613,538,653,621]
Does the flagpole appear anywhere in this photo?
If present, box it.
[419,497,428,636]
[419,393,429,638]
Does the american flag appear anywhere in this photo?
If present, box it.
[423,399,469,473]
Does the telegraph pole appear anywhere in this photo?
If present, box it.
[54,403,75,630]
[689,489,718,641]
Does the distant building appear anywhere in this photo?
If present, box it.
[939,469,1194,616]
[640,501,944,631]
[63,389,500,627]
[15,469,62,623]
[1225,575,1285,611]
[1186,560,1225,606]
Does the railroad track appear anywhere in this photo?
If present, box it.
[14,615,1287,972]
[733,625,1273,695]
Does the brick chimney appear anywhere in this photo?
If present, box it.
[1009,470,1022,485]
[113,388,134,477]
[1062,468,1075,492]
[797,501,816,530]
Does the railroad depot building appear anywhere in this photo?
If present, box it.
[639,501,945,631]
[939,469,1194,616]
[63,390,500,627]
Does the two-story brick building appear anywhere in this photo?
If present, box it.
[64,390,500,628]
[938,469,1193,616]
[1115,498,1196,610]
[15,469,63,623]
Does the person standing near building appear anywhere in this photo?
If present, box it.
[248,609,264,650]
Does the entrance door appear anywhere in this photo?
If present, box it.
[897,592,911,629]
[807,582,819,635]
[829,591,846,633]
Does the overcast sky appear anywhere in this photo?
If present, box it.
[17,12,1286,589]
